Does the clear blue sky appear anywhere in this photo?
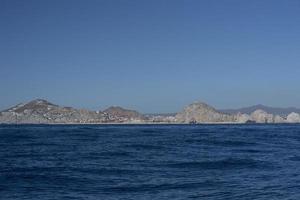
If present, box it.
[1,0,300,113]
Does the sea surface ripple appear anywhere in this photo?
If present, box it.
[1,124,300,199]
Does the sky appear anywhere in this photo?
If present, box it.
[1,0,300,113]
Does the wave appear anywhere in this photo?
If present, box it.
[102,180,221,193]
[83,151,132,159]
[184,138,257,147]
[123,144,166,150]
[163,158,272,170]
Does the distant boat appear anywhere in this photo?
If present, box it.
[189,118,197,124]
[245,120,256,124]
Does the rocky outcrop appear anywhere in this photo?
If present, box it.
[175,102,235,123]
[286,112,300,123]
[248,110,286,123]
[250,110,274,123]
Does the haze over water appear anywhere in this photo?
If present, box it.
[1,124,300,199]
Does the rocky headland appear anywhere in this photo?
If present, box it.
[1,99,300,124]
[175,102,234,123]
[174,102,297,124]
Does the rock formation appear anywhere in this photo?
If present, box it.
[175,102,235,123]
[286,112,300,123]
[175,102,300,124]
[250,109,274,123]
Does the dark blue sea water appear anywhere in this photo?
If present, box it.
[1,124,300,200]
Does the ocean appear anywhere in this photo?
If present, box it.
[0,124,300,200]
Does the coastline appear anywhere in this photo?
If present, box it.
[1,99,300,124]
[1,122,298,125]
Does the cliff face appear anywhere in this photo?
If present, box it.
[175,102,235,123]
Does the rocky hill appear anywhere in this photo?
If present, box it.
[175,102,235,123]
[0,99,149,124]
[0,99,108,124]
[103,106,145,123]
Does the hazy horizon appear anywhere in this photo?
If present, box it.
[1,0,300,113]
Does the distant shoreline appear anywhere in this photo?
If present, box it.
[1,122,299,125]
[1,99,300,124]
